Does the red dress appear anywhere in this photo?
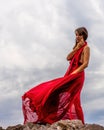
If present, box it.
[22,43,87,124]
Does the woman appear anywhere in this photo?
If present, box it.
[22,27,90,124]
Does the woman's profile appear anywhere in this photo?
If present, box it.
[22,27,90,124]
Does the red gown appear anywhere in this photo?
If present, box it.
[22,43,87,124]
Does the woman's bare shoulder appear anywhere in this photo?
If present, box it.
[82,45,90,54]
[84,45,90,50]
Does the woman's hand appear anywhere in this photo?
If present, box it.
[76,38,85,49]
[66,38,85,61]
[70,70,77,75]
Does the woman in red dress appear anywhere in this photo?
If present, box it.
[22,27,90,124]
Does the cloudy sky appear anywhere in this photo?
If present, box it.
[0,0,104,128]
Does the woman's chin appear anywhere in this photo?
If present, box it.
[76,40,79,43]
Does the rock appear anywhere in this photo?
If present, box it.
[80,124,104,130]
[6,124,23,130]
[0,127,5,130]
[23,122,49,130]
[47,119,84,130]
[0,120,104,130]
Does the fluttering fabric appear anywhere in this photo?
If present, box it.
[22,43,87,124]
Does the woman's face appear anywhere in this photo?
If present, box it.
[75,31,83,43]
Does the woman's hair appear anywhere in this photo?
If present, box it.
[73,27,88,49]
[75,27,88,41]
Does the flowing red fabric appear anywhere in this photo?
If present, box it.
[22,43,87,124]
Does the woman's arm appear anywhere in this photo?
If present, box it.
[66,48,78,61]
[71,46,90,74]
[67,40,85,61]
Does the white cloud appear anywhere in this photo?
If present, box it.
[0,0,104,128]
[90,0,104,18]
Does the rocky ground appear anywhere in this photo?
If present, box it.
[0,120,104,130]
